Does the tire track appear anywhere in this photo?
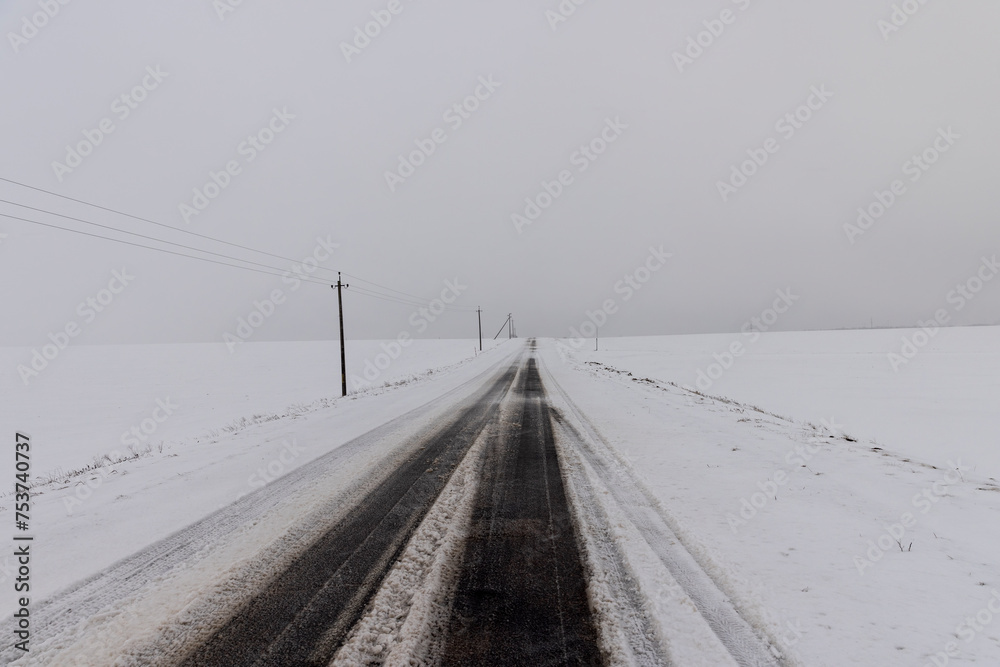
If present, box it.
[441,355,603,666]
[180,365,519,666]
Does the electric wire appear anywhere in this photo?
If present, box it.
[0,175,342,279]
[341,272,477,310]
[0,198,322,279]
[0,184,479,311]
[1,211,334,286]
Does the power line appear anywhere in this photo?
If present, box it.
[1,211,334,286]
[5,205,476,310]
[5,208,477,323]
[0,198,317,279]
[0,184,478,313]
[341,272,476,309]
[0,175,342,280]
[350,285,473,311]
[342,273,431,301]
[350,287,434,307]
[348,282,477,310]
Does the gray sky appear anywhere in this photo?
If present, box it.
[2,0,999,344]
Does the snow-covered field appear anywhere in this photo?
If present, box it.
[1,338,502,476]
[568,326,1000,482]
[0,338,509,616]
[549,328,1000,666]
[3,328,999,665]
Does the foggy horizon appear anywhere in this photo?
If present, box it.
[3,0,999,345]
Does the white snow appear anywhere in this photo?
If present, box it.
[0,339,511,620]
[331,367,512,667]
[4,327,999,666]
[546,330,1000,666]
[568,326,1000,481]
[1,339,503,477]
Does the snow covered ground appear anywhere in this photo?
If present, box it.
[1,338,502,476]
[0,338,510,617]
[3,329,998,665]
[547,330,1000,666]
[567,326,1000,482]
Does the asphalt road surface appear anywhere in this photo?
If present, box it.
[182,364,523,666]
[182,348,600,666]
[441,356,602,666]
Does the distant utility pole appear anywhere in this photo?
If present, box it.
[508,313,512,339]
[332,273,349,397]
[477,307,483,351]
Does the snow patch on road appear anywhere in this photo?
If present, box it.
[555,414,675,666]
[330,395,505,666]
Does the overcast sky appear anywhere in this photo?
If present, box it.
[2,0,999,344]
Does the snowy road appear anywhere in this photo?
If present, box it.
[441,353,602,665]
[6,341,787,666]
[181,362,519,666]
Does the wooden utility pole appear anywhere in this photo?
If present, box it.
[477,308,483,351]
[332,273,349,397]
[508,313,512,339]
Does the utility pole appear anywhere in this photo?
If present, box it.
[508,313,512,339]
[477,308,483,351]
[332,273,349,397]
